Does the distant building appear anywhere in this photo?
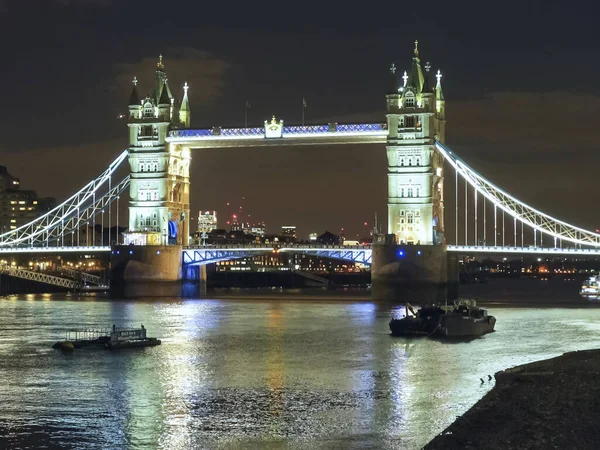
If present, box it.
[251,221,266,237]
[281,226,296,240]
[0,166,56,234]
[197,210,217,234]
[309,233,317,242]
[317,231,341,245]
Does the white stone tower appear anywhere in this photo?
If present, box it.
[385,41,446,245]
[124,56,192,246]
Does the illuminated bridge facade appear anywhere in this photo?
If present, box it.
[2,43,600,293]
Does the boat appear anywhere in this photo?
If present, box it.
[389,300,496,338]
[437,300,496,338]
[389,304,445,337]
[579,275,600,299]
[52,324,161,350]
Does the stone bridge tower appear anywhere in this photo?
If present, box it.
[385,41,446,245]
[124,56,192,246]
[372,41,455,302]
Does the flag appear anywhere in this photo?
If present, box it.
[302,97,307,108]
[246,100,251,109]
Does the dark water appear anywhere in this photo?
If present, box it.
[1,280,599,449]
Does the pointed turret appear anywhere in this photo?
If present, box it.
[422,62,435,94]
[179,82,191,128]
[158,83,171,105]
[152,54,173,104]
[129,77,140,105]
[405,40,424,93]
[128,77,142,120]
[388,63,398,94]
[435,69,445,102]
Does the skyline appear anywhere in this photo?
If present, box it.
[1,1,599,238]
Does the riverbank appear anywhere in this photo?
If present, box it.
[424,348,600,449]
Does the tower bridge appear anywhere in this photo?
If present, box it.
[1,41,599,297]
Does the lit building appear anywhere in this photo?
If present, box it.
[251,221,266,237]
[386,41,445,245]
[281,226,296,240]
[309,233,317,242]
[197,210,217,234]
[0,166,56,234]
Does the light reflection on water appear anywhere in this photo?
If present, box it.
[0,292,599,449]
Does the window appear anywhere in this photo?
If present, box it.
[407,188,413,197]
[405,116,415,127]
[138,188,159,201]
[405,96,415,107]
[416,187,420,197]
[400,158,404,167]
[408,158,413,166]
[416,157,421,166]
[400,188,405,198]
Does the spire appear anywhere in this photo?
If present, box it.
[152,54,172,104]
[179,82,191,128]
[422,61,434,93]
[128,77,140,106]
[436,69,445,102]
[405,40,424,93]
[158,82,171,105]
[388,63,398,94]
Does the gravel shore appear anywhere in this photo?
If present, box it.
[424,349,600,449]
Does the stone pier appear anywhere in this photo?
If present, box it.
[371,235,458,302]
[109,245,183,298]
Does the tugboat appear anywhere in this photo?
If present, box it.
[389,300,496,338]
[52,324,161,350]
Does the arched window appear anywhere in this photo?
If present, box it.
[405,94,415,107]
[416,187,420,197]
[407,188,413,197]
[400,188,405,198]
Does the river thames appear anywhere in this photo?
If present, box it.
[0,279,599,449]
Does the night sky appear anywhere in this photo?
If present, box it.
[1,0,599,240]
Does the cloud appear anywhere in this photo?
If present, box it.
[114,48,229,106]
[451,91,600,161]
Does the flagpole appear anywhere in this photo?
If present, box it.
[302,97,306,126]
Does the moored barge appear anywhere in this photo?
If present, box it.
[52,325,161,351]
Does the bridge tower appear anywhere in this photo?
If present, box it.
[123,56,192,246]
[372,41,455,302]
[111,56,193,297]
[385,40,446,245]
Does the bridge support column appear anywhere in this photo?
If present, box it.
[371,234,458,303]
[109,245,182,298]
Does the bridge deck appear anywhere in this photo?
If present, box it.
[167,123,387,147]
